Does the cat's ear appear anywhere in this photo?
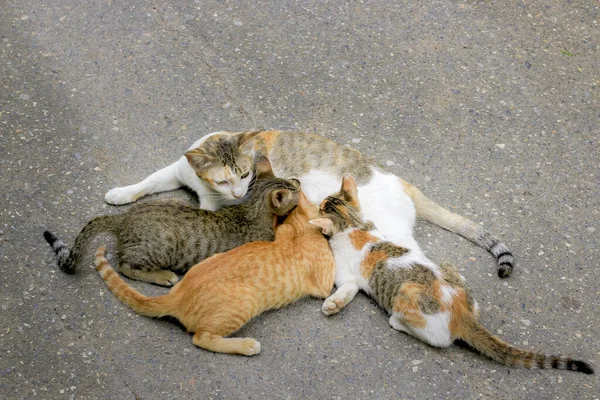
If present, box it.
[238,130,261,154]
[255,156,275,179]
[270,189,293,213]
[340,174,359,204]
[297,190,318,218]
[309,218,335,236]
[184,148,215,172]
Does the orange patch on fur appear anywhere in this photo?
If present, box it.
[361,251,387,278]
[447,288,471,338]
[255,130,281,153]
[392,283,427,329]
[349,230,379,250]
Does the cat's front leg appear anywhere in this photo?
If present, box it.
[321,280,360,316]
[105,159,184,205]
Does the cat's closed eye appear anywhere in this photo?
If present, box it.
[216,180,229,186]
[241,172,250,179]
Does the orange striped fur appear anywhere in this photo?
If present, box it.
[96,190,335,356]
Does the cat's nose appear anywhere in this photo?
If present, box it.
[232,188,244,198]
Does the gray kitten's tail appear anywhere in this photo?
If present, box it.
[401,179,514,278]
[44,215,118,274]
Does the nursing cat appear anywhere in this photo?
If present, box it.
[45,157,300,286]
[94,189,335,356]
[308,176,593,374]
[105,130,514,278]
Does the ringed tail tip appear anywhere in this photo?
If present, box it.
[495,250,514,278]
[43,229,57,245]
[497,264,513,278]
[570,360,594,375]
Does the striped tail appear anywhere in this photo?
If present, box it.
[401,179,514,278]
[44,230,71,272]
[94,246,171,318]
[44,215,117,274]
[460,315,594,374]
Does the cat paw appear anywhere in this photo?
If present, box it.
[321,297,345,316]
[155,271,179,287]
[241,339,261,356]
[105,187,139,205]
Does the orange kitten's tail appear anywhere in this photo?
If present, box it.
[94,246,171,318]
[458,315,593,374]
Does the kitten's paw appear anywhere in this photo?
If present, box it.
[241,339,261,356]
[321,296,345,316]
[154,271,179,287]
[105,187,139,205]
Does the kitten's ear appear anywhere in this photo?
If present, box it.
[238,130,261,154]
[270,189,291,211]
[185,148,215,172]
[255,156,275,179]
[309,218,335,236]
[340,174,359,204]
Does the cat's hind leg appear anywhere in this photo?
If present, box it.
[105,160,184,205]
[192,331,261,356]
[118,264,179,287]
[321,281,360,315]
[388,314,411,334]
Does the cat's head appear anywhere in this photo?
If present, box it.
[309,175,369,236]
[184,130,261,200]
[252,156,301,217]
[277,187,320,231]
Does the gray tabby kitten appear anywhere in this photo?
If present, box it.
[44,157,300,286]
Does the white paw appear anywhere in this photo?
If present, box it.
[321,296,345,316]
[242,339,261,356]
[105,186,139,205]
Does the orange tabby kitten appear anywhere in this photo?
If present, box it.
[94,190,335,356]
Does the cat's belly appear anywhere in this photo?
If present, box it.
[296,168,417,246]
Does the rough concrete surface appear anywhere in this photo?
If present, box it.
[1,1,598,399]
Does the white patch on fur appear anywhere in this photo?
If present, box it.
[297,168,423,248]
[386,253,441,277]
[327,229,372,293]
[439,284,457,306]
[359,169,416,245]
[292,169,342,205]
[407,311,453,348]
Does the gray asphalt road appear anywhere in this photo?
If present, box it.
[1,1,598,399]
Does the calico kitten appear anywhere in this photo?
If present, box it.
[45,157,300,286]
[105,130,514,278]
[309,176,593,374]
[94,190,335,356]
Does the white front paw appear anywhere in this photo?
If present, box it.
[105,186,139,205]
[322,296,345,316]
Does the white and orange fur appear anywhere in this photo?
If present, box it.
[94,190,335,356]
[308,176,593,374]
[105,130,514,278]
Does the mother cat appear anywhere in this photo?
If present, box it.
[105,129,514,278]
